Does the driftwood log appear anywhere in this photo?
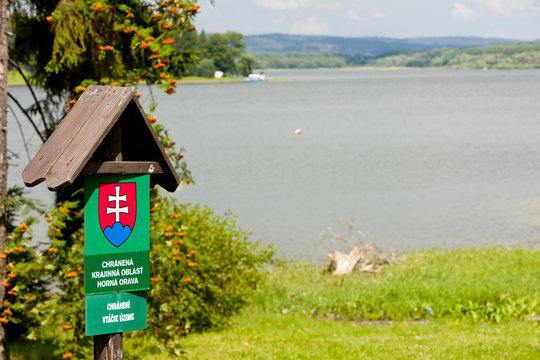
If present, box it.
[324,221,401,276]
[327,247,364,276]
[327,245,398,276]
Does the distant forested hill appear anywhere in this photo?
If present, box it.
[373,43,540,69]
[244,34,521,56]
[252,43,540,70]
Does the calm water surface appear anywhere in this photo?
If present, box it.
[8,69,540,255]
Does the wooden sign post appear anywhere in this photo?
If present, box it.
[22,86,180,360]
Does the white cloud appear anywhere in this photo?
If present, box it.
[290,17,330,34]
[475,0,540,15]
[453,3,477,20]
[253,0,311,10]
[315,3,342,10]
[373,11,386,19]
[272,15,288,29]
[346,10,362,21]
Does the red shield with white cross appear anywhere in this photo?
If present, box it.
[98,183,137,247]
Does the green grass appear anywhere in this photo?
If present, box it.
[6,70,241,87]
[179,76,285,83]
[180,247,540,359]
[16,317,537,359]
[7,69,27,86]
[181,313,539,359]
[255,247,539,322]
[10,247,540,359]
[179,76,244,83]
[6,70,282,87]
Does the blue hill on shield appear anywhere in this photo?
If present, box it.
[103,222,132,247]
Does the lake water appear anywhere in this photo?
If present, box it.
[7,69,540,256]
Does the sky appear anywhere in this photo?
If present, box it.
[194,0,540,40]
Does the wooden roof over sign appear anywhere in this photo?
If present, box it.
[22,85,180,192]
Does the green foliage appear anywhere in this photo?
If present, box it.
[8,247,540,359]
[448,294,538,323]
[39,199,89,359]
[151,123,193,185]
[244,33,511,56]
[0,188,47,341]
[194,58,216,78]
[176,30,256,77]
[3,2,278,359]
[237,54,258,77]
[6,189,274,359]
[146,191,275,354]
[251,43,540,70]
[6,69,28,86]
[8,0,197,186]
[181,247,540,359]
[373,43,540,69]
[253,51,347,69]
[10,0,200,94]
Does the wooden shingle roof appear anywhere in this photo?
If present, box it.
[22,85,180,192]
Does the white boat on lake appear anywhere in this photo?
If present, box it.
[243,73,265,82]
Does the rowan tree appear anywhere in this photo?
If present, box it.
[2,1,203,357]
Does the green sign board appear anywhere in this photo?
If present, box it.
[86,291,147,336]
[84,174,150,295]
[85,251,149,294]
[84,174,150,337]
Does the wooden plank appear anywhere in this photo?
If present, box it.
[45,86,136,190]
[82,161,164,174]
[130,98,180,192]
[22,86,112,187]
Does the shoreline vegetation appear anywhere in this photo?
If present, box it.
[11,246,540,359]
[8,42,540,87]
[6,71,288,87]
[8,65,538,88]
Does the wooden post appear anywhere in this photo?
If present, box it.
[94,333,123,360]
[94,125,124,360]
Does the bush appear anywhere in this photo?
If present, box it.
[1,188,48,342]
[147,191,276,352]
[15,189,275,358]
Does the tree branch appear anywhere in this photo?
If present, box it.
[8,58,51,136]
[7,92,46,143]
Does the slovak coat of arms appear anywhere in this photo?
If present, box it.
[98,183,137,247]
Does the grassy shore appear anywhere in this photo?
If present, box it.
[6,70,278,87]
[11,247,540,359]
[180,314,539,359]
[7,70,27,86]
[178,247,539,359]
[6,72,243,87]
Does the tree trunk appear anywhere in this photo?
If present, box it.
[0,0,11,358]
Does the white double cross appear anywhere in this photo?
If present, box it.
[106,186,129,223]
